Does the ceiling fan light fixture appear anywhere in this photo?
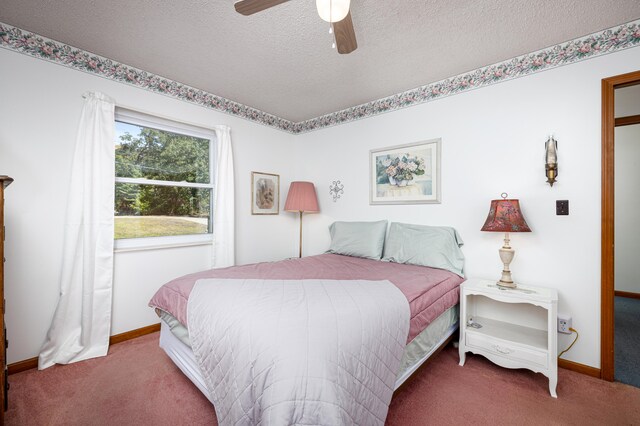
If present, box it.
[316,0,350,23]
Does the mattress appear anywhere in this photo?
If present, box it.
[150,253,464,343]
[159,304,459,403]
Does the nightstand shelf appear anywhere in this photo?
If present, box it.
[466,316,548,350]
[459,278,558,398]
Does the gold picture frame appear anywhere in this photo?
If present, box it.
[251,172,280,215]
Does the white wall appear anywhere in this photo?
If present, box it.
[0,49,299,363]
[2,42,640,368]
[615,123,640,294]
[294,47,640,368]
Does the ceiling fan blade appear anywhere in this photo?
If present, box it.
[333,11,357,54]
[234,0,290,16]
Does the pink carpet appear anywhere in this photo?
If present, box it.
[7,332,640,425]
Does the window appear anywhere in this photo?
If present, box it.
[114,109,216,250]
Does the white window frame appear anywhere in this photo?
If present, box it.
[113,108,217,252]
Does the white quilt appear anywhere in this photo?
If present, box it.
[187,278,410,426]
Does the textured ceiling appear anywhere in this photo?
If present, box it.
[1,1,639,122]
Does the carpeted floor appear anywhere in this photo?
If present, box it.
[6,332,640,425]
[615,296,640,388]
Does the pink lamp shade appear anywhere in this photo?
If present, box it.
[481,198,531,233]
[284,182,319,213]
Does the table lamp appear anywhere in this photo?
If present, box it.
[481,193,531,288]
[284,181,319,258]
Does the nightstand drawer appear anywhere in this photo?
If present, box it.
[466,331,548,369]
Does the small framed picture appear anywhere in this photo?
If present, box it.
[370,138,441,204]
[251,172,280,215]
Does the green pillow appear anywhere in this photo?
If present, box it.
[327,220,388,260]
[382,222,465,276]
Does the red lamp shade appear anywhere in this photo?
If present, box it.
[481,199,531,233]
[284,182,319,213]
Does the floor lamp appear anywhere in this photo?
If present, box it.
[284,181,319,258]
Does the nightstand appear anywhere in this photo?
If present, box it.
[458,278,558,397]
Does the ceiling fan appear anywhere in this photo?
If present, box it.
[234,0,358,54]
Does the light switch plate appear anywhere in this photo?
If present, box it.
[556,200,569,215]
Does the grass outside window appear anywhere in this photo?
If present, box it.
[114,216,208,240]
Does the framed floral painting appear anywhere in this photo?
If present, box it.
[370,139,441,204]
[251,172,280,214]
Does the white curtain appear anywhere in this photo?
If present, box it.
[39,92,116,369]
[212,125,235,268]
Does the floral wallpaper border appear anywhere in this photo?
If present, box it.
[293,19,640,133]
[1,19,639,134]
[0,22,296,133]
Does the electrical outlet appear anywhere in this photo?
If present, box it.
[558,314,572,334]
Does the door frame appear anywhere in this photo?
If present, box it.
[601,70,640,381]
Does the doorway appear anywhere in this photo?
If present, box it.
[601,70,640,383]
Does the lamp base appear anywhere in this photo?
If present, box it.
[497,277,517,289]
[497,233,517,289]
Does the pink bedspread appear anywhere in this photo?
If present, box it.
[149,253,464,343]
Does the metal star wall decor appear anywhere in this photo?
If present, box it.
[329,180,344,202]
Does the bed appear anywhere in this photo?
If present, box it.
[149,223,465,425]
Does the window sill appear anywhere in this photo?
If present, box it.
[114,234,213,253]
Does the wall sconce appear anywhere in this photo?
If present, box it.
[545,136,558,187]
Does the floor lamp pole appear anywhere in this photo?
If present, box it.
[298,211,303,258]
